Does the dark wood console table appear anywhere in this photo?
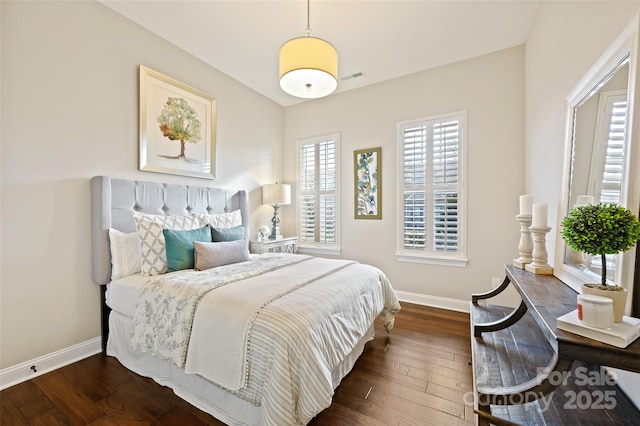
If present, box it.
[470,265,640,425]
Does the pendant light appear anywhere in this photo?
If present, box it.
[279,0,338,99]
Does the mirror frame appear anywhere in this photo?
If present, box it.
[554,14,640,315]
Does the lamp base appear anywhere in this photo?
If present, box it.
[269,204,283,240]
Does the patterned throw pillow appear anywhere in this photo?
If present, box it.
[132,212,202,276]
[195,210,242,229]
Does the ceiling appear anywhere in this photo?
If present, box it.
[100,0,541,106]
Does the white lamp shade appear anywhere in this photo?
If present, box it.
[263,183,291,205]
[279,36,338,99]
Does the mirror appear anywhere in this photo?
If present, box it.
[565,59,629,281]
[555,17,640,299]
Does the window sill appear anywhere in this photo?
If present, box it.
[395,253,468,267]
[298,246,342,257]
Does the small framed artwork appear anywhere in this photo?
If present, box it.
[354,147,382,219]
[139,65,217,179]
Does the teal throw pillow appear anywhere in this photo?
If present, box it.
[211,225,245,242]
[163,225,212,272]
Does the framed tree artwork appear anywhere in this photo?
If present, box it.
[139,65,217,179]
[354,147,382,219]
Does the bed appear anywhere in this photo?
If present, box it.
[91,175,400,426]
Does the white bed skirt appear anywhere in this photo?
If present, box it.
[107,311,375,425]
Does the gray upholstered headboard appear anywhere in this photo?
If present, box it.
[91,175,249,285]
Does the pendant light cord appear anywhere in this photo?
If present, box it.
[305,0,311,36]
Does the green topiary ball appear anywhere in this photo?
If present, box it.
[561,203,640,256]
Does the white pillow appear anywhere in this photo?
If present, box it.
[132,212,202,276]
[195,209,242,229]
[194,239,250,270]
[109,229,141,280]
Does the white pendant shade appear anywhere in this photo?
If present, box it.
[279,36,338,99]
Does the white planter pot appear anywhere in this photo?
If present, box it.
[582,284,628,323]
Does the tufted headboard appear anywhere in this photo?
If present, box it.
[91,175,249,285]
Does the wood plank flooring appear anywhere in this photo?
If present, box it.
[1,303,475,425]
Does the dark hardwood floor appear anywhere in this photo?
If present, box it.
[1,303,475,425]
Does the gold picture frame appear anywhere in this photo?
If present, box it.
[354,147,382,219]
[139,65,217,179]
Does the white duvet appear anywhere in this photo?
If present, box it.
[184,256,357,390]
[130,253,400,425]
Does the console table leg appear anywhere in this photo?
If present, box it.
[477,406,492,426]
[478,355,574,406]
[473,301,528,337]
[472,276,511,304]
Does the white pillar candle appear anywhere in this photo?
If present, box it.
[532,203,548,227]
[575,195,594,207]
[519,194,533,216]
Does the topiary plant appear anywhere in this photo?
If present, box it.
[561,203,640,288]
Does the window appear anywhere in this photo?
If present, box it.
[297,133,340,253]
[397,113,467,266]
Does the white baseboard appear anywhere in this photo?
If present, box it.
[396,290,469,313]
[0,337,102,390]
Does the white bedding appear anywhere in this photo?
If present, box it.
[108,311,374,426]
[106,253,265,316]
[184,256,358,391]
[107,253,400,425]
[106,273,150,316]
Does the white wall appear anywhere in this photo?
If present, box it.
[0,1,283,369]
[283,47,525,305]
[525,0,640,410]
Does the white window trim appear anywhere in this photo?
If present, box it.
[295,133,341,253]
[395,111,468,266]
[297,246,342,257]
[396,254,468,267]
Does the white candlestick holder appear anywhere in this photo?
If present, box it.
[567,247,585,269]
[513,214,533,269]
[525,226,553,275]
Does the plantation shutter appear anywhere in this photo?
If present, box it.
[299,144,317,242]
[402,124,427,250]
[599,97,627,204]
[319,141,337,244]
[298,135,339,247]
[400,113,464,259]
[432,119,460,252]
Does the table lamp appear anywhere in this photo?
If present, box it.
[262,183,291,240]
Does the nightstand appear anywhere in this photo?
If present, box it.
[249,237,298,254]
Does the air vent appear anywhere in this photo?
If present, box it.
[340,71,366,82]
